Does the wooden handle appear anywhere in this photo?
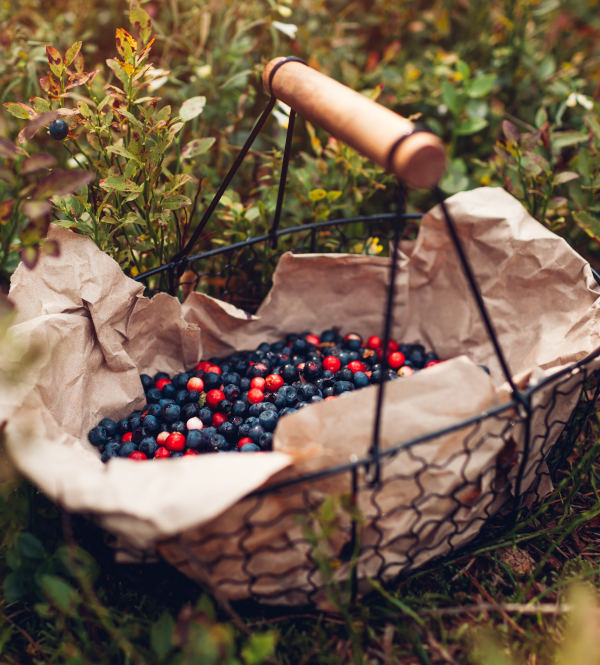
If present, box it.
[263,57,446,189]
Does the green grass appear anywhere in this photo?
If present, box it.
[2,409,600,665]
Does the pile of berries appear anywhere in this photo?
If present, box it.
[88,329,442,462]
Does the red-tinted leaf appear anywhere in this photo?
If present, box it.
[22,200,52,220]
[3,102,37,120]
[39,73,63,97]
[553,171,580,186]
[20,245,40,269]
[17,111,60,143]
[502,119,520,144]
[130,3,153,43]
[0,199,14,224]
[73,51,85,73]
[31,169,94,199]
[115,28,137,59]
[65,69,99,90]
[0,137,21,160]
[21,153,57,175]
[41,238,60,258]
[46,45,64,78]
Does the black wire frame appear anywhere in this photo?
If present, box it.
[131,87,600,603]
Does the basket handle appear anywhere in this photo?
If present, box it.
[263,56,446,189]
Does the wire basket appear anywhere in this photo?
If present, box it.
[124,57,600,606]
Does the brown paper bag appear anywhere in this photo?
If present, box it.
[4,187,600,604]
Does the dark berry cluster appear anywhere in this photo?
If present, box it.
[88,329,442,462]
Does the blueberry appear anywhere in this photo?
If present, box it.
[302,360,323,382]
[299,383,321,400]
[88,426,108,447]
[279,385,299,406]
[162,403,181,423]
[154,371,170,382]
[140,374,154,391]
[218,421,238,443]
[240,442,261,452]
[161,383,177,399]
[101,441,120,462]
[257,342,271,354]
[95,419,115,439]
[320,328,340,344]
[343,333,362,351]
[139,437,158,457]
[248,402,268,417]
[49,118,69,140]
[181,403,199,420]
[119,441,137,457]
[210,433,230,451]
[334,380,354,394]
[117,418,130,433]
[231,400,248,417]
[258,409,278,432]
[223,383,241,401]
[145,403,162,417]
[248,362,269,379]
[258,432,273,450]
[146,388,161,403]
[142,414,160,434]
[310,395,324,403]
[353,371,370,388]
[132,428,144,444]
[280,364,299,383]
[222,372,241,386]
[187,429,211,452]
[173,372,191,389]
[239,377,251,391]
[197,406,213,426]
[171,451,185,458]
[203,372,222,390]
[175,389,189,405]
[171,420,186,434]
[335,368,354,382]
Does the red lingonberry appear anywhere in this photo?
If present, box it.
[366,335,382,350]
[207,364,221,375]
[166,432,185,451]
[425,360,441,368]
[195,360,212,373]
[265,374,284,392]
[247,388,264,404]
[155,378,171,390]
[304,333,320,346]
[237,436,253,449]
[205,388,225,408]
[156,431,170,445]
[250,376,266,391]
[347,360,367,373]
[322,355,341,372]
[212,412,227,427]
[187,376,204,392]
[128,451,147,461]
[398,365,415,377]
[387,339,399,352]
[155,446,171,459]
[121,431,133,443]
[184,449,199,456]
[387,351,406,369]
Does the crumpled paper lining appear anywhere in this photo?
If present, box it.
[4,187,600,605]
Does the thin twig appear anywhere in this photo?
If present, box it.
[465,571,527,635]
[423,602,582,617]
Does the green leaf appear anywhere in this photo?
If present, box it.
[535,107,549,129]
[40,575,80,617]
[180,137,215,159]
[467,73,496,98]
[553,171,579,186]
[456,60,471,80]
[106,144,142,164]
[179,96,207,122]
[3,572,26,603]
[242,632,277,665]
[573,210,600,243]
[106,58,130,87]
[455,116,487,135]
[552,131,589,152]
[161,194,192,210]
[99,175,143,194]
[64,41,82,68]
[441,81,460,115]
[150,611,174,660]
